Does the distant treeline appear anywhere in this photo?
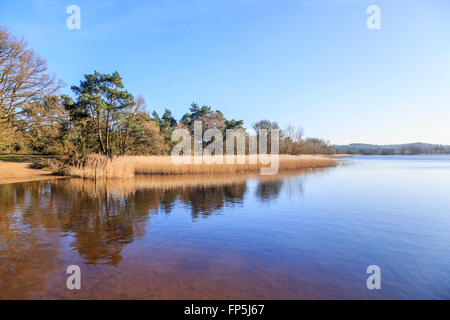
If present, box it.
[0,27,334,158]
[333,143,450,155]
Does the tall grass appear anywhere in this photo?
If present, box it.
[68,154,135,179]
[68,154,336,179]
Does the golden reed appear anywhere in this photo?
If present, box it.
[68,154,336,179]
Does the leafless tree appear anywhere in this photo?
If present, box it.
[0,27,63,123]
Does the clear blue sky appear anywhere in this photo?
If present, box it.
[1,0,449,144]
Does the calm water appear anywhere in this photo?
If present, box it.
[0,156,449,299]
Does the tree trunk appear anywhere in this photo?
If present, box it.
[105,109,110,157]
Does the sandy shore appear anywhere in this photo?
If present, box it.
[0,161,62,185]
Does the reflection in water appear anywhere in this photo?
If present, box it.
[2,158,449,300]
[0,156,450,299]
[256,180,283,202]
[0,169,317,299]
[1,159,450,299]
[179,185,246,218]
[0,183,63,299]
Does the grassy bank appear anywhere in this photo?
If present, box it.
[0,154,58,162]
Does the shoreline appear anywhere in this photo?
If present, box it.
[327,154,356,158]
[0,161,64,185]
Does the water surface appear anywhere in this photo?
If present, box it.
[0,156,449,299]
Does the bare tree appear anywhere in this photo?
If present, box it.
[280,124,304,154]
[0,27,62,123]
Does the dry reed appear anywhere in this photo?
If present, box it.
[68,154,336,179]
[68,154,135,179]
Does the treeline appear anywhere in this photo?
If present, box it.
[0,28,334,158]
[333,143,450,155]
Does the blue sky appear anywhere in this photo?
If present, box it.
[1,0,449,144]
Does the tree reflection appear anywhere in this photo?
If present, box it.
[49,181,154,266]
[0,169,319,298]
[0,182,62,299]
[178,183,247,219]
[255,180,284,202]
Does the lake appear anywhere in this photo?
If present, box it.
[0,155,449,299]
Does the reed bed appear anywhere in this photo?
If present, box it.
[68,154,336,179]
[68,154,135,179]
[132,155,335,175]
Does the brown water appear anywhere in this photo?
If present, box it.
[0,156,449,299]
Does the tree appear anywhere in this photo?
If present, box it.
[280,125,304,154]
[180,103,212,125]
[302,138,335,155]
[224,119,244,131]
[0,28,62,123]
[161,109,177,129]
[0,28,63,153]
[64,71,134,156]
[179,103,224,149]
[253,119,279,153]
[0,121,17,152]
[115,96,169,155]
[125,114,169,155]
[24,96,73,154]
[64,74,169,157]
